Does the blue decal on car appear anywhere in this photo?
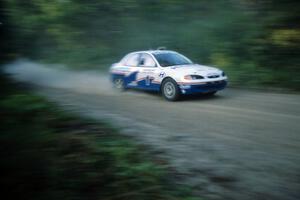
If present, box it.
[124,71,139,86]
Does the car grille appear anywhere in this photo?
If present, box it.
[207,75,220,78]
[193,80,226,89]
[207,80,224,84]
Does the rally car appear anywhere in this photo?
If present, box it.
[110,49,227,101]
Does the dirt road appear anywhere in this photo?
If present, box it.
[5,60,300,200]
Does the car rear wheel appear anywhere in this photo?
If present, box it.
[113,78,125,91]
[162,78,180,101]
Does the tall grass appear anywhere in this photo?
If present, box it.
[0,75,201,200]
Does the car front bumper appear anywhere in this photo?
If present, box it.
[179,80,227,94]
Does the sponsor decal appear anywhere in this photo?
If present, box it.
[159,72,165,78]
[142,69,155,73]
[145,76,154,86]
[180,85,191,89]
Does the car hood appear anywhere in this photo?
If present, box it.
[165,64,222,76]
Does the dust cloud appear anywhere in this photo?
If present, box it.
[3,59,115,95]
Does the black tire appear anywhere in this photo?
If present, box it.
[113,78,125,91]
[161,78,180,101]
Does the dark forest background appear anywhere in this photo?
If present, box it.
[1,0,300,89]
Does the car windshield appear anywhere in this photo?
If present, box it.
[153,52,193,67]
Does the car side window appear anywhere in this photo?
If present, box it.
[124,53,140,67]
[139,53,156,67]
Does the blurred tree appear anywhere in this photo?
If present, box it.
[2,0,300,88]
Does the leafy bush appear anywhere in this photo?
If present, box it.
[0,79,200,200]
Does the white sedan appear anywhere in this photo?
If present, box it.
[110,50,227,101]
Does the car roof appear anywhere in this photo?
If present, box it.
[129,50,178,55]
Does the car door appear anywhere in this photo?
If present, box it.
[136,53,160,91]
[122,53,141,88]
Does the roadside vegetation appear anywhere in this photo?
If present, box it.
[2,0,300,90]
[0,75,200,200]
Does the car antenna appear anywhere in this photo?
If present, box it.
[157,46,167,50]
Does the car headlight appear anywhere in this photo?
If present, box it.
[184,75,204,80]
[222,71,226,77]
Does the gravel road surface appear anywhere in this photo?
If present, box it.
[5,60,300,200]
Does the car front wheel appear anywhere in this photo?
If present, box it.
[162,78,180,101]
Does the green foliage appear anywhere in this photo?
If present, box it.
[0,76,201,200]
[3,0,300,89]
